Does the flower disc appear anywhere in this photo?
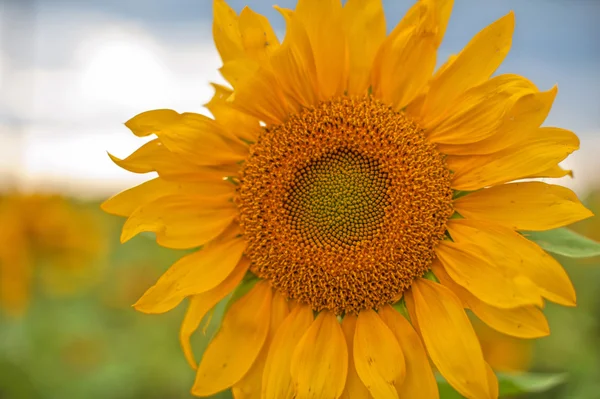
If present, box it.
[237,96,453,314]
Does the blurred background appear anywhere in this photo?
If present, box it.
[0,0,598,398]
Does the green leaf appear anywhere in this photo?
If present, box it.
[497,372,568,396]
[437,372,568,398]
[522,228,600,258]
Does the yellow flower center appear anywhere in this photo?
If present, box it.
[237,96,453,314]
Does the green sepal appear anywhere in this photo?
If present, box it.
[391,298,410,320]
[437,372,568,398]
[423,270,440,283]
[522,228,600,258]
[452,190,476,199]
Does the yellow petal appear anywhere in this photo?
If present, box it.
[340,314,371,399]
[432,260,550,339]
[447,127,580,190]
[205,83,260,142]
[485,363,499,399]
[378,305,439,399]
[101,177,235,217]
[425,74,537,144]
[232,291,289,399]
[124,109,180,137]
[442,86,558,155]
[262,304,314,399]
[270,6,319,108]
[232,66,293,125]
[295,0,348,100]
[343,0,386,95]
[120,195,236,249]
[125,110,246,166]
[238,6,280,63]
[422,12,514,120]
[192,281,272,396]
[404,53,455,119]
[406,278,490,399]
[179,257,250,369]
[435,240,543,308]
[133,237,246,314]
[454,182,593,231]
[108,139,239,181]
[448,219,576,306]
[475,302,549,340]
[528,164,573,179]
[353,309,404,399]
[213,0,244,63]
[291,310,348,399]
[220,58,260,89]
[107,139,164,174]
[375,0,453,110]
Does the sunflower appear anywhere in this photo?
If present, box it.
[0,193,106,316]
[103,0,593,397]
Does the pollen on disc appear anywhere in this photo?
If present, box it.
[237,96,454,314]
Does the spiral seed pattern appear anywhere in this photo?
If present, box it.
[286,149,389,248]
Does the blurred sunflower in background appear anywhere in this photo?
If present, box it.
[104,0,593,397]
[0,193,106,316]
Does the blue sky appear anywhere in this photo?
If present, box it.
[0,0,598,196]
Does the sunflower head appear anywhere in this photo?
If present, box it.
[103,0,593,397]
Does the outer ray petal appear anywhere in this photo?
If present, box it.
[101,177,235,217]
[425,74,537,144]
[192,281,273,397]
[343,0,386,95]
[120,195,236,249]
[528,164,572,179]
[179,257,251,369]
[431,260,550,339]
[440,87,558,155]
[447,219,576,306]
[205,83,260,142]
[270,6,319,108]
[374,0,454,110]
[238,6,280,63]
[405,54,456,118]
[232,66,293,125]
[448,127,580,190]
[213,0,244,63]
[435,241,543,308]
[232,292,289,399]
[422,12,515,121]
[485,363,499,399]
[378,305,439,399]
[125,110,247,166]
[454,182,593,231]
[133,237,246,314]
[295,0,348,99]
[340,314,371,399]
[353,309,404,399]
[262,304,314,399]
[220,58,260,89]
[291,310,348,399]
[406,278,490,399]
[108,139,240,181]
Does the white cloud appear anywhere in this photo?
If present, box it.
[0,10,225,198]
